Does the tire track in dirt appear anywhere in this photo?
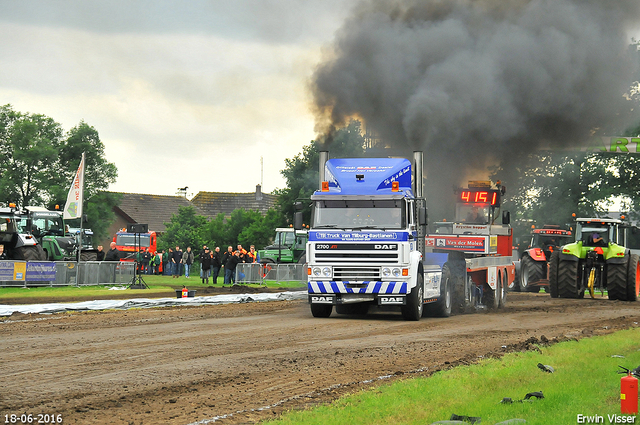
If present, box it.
[0,294,639,424]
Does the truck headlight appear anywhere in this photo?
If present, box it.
[312,267,322,277]
[382,267,391,277]
[322,267,332,277]
[392,268,401,277]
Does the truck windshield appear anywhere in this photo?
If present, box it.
[117,234,151,248]
[313,199,405,229]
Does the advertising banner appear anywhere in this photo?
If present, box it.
[0,261,26,281]
[26,262,56,282]
[425,235,489,253]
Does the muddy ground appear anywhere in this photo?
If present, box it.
[1,292,639,425]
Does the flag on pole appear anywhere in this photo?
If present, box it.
[63,153,85,220]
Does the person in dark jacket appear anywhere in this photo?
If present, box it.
[224,248,241,284]
[200,248,212,284]
[172,246,182,278]
[211,246,222,284]
[95,245,105,261]
[104,242,121,261]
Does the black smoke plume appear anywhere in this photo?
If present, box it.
[311,0,640,220]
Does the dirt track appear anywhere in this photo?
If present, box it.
[1,292,639,425]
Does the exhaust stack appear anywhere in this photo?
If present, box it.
[413,151,423,198]
[319,150,329,189]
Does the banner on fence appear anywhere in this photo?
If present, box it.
[0,261,27,281]
[26,262,57,282]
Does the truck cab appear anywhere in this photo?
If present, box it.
[305,155,428,321]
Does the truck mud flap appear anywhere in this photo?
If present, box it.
[378,295,406,305]
[309,295,335,304]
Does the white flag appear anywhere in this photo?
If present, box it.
[63,154,85,220]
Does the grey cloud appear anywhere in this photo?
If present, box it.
[1,0,358,44]
[311,0,640,218]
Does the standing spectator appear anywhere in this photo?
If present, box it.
[200,247,212,284]
[247,245,259,263]
[224,249,241,284]
[150,251,160,275]
[96,245,105,261]
[199,245,208,279]
[222,246,234,284]
[141,248,152,274]
[105,242,121,261]
[156,250,164,275]
[0,244,7,260]
[182,246,194,278]
[237,244,248,263]
[104,241,121,284]
[211,246,222,284]
[164,248,173,275]
[172,246,182,278]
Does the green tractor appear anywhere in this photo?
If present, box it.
[0,204,47,260]
[23,206,77,261]
[258,228,309,265]
[549,218,639,301]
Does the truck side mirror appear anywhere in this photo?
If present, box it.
[418,207,428,226]
[294,211,303,230]
[502,211,511,225]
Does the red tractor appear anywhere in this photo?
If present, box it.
[515,225,573,292]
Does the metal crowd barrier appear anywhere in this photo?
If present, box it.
[236,263,307,285]
[0,261,137,288]
[0,261,306,287]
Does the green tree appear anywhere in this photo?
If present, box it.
[0,104,63,206]
[159,206,207,252]
[0,105,118,243]
[276,119,366,224]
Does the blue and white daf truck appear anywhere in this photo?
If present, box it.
[302,151,516,321]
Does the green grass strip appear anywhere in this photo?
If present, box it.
[0,274,305,301]
[270,327,640,425]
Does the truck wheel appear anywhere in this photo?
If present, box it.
[557,258,579,298]
[424,265,452,317]
[607,259,628,301]
[626,254,639,301]
[310,304,332,318]
[401,273,424,321]
[521,255,543,293]
[548,251,560,298]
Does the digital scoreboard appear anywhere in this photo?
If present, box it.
[458,189,501,207]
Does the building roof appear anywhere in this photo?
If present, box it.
[191,187,278,219]
[110,186,278,234]
[113,193,195,233]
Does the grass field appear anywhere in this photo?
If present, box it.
[268,327,640,425]
[0,274,306,302]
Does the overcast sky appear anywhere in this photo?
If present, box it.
[0,0,357,198]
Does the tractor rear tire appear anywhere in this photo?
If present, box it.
[80,251,98,261]
[424,265,452,317]
[607,260,628,301]
[13,245,47,261]
[521,255,544,293]
[556,258,580,298]
[310,304,332,318]
[626,254,639,302]
[548,251,560,298]
[401,273,424,321]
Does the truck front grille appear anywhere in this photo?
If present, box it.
[333,267,380,281]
